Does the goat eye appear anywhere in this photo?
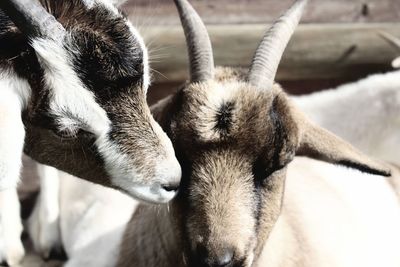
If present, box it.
[252,160,286,184]
[51,128,78,140]
[51,128,92,140]
[252,160,269,181]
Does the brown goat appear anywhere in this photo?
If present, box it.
[115,0,398,267]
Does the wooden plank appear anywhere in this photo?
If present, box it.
[123,0,400,25]
[141,23,400,83]
[146,78,360,105]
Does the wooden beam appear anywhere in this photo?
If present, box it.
[142,23,400,83]
[124,0,400,25]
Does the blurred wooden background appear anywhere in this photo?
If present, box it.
[117,0,400,102]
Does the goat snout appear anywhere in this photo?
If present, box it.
[161,181,180,192]
[193,245,235,267]
[119,154,181,204]
[153,153,182,201]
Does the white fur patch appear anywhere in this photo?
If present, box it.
[32,37,111,137]
[96,131,180,203]
[95,134,141,185]
[0,72,30,189]
[0,189,25,265]
[28,163,61,258]
[58,173,137,267]
[84,0,127,11]
[125,22,151,92]
[279,158,400,267]
[94,0,120,14]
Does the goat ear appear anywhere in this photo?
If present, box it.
[151,93,181,130]
[296,121,391,176]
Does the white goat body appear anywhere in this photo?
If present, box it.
[259,157,400,267]
[294,70,400,165]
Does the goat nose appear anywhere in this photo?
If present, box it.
[161,181,180,192]
[214,249,234,266]
[196,245,234,267]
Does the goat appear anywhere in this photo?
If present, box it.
[293,32,400,165]
[0,0,181,265]
[294,68,400,165]
[34,0,400,266]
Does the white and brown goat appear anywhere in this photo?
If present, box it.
[39,0,400,267]
[0,0,181,265]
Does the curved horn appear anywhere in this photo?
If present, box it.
[248,0,307,89]
[0,0,65,39]
[174,0,214,83]
[379,32,400,68]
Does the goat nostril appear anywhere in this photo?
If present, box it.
[196,245,234,267]
[216,249,234,267]
[161,182,179,192]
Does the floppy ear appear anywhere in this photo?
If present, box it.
[150,92,182,130]
[296,119,391,177]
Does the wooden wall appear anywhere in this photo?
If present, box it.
[123,0,400,24]
[118,0,400,101]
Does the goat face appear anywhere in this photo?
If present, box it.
[154,0,391,266]
[165,73,297,267]
[0,0,181,203]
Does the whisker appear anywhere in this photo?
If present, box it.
[150,68,169,80]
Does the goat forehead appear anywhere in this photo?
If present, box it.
[31,0,150,132]
[65,8,148,95]
[40,0,149,94]
[182,81,274,143]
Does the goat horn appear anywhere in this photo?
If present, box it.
[379,32,400,68]
[379,31,400,50]
[248,0,307,89]
[0,0,65,39]
[174,0,214,83]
